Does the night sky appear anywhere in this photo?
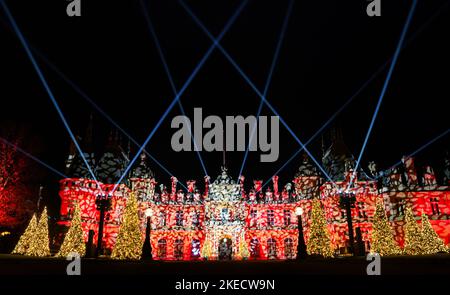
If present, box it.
[0,0,449,212]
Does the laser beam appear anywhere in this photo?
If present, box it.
[0,0,101,191]
[30,39,188,191]
[112,0,250,193]
[180,0,337,186]
[349,0,418,190]
[140,0,208,177]
[262,0,450,189]
[0,136,68,178]
[238,0,294,182]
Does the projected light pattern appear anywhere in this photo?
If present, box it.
[58,153,450,258]
[349,0,418,190]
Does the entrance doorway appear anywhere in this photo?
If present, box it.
[218,238,232,260]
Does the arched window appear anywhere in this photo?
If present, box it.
[284,238,294,259]
[267,238,277,259]
[176,210,184,226]
[174,239,184,260]
[157,239,167,259]
[191,239,201,258]
[250,238,260,259]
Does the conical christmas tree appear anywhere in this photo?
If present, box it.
[239,236,249,260]
[12,213,38,254]
[370,201,401,255]
[403,207,425,255]
[27,207,51,257]
[111,193,143,260]
[57,203,86,257]
[307,199,334,257]
[421,213,448,254]
[201,238,212,259]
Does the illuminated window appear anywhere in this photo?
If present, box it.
[174,239,184,260]
[157,239,167,259]
[250,238,260,258]
[175,210,183,226]
[267,238,277,259]
[192,211,200,227]
[158,211,166,227]
[250,210,257,227]
[283,210,291,226]
[430,198,440,214]
[221,208,230,222]
[357,202,367,219]
[267,210,275,226]
[191,239,201,258]
[284,238,294,259]
[397,200,405,216]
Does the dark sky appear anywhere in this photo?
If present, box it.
[0,0,449,204]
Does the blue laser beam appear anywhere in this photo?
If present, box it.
[380,128,449,177]
[112,0,250,193]
[180,0,336,186]
[237,0,294,182]
[140,0,208,177]
[0,136,68,178]
[262,0,450,189]
[30,42,188,191]
[349,0,418,190]
[0,0,101,190]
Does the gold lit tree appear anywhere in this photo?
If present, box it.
[421,213,448,254]
[307,199,334,257]
[201,238,212,259]
[239,235,249,260]
[370,201,401,255]
[57,203,86,257]
[403,207,425,255]
[27,207,51,257]
[111,193,143,260]
[12,213,37,254]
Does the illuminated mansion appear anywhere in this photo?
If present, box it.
[57,131,450,260]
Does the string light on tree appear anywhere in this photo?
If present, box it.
[421,213,448,254]
[403,207,425,255]
[27,207,51,257]
[11,213,37,255]
[370,201,401,256]
[307,199,334,257]
[57,203,86,257]
[111,193,144,260]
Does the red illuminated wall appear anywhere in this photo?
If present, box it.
[58,164,450,259]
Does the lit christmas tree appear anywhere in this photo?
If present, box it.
[57,203,86,257]
[370,201,401,255]
[11,213,37,254]
[307,199,334,257]
[239,235,249,260]
[27,207,51,257]
[421,213,448,254]
[201,238,212,260]
[403,207,425,255]
[111,193,143,260]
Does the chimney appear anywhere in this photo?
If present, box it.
[170,176,177,201]
[402,156,418,186]
[272,176,279,195]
